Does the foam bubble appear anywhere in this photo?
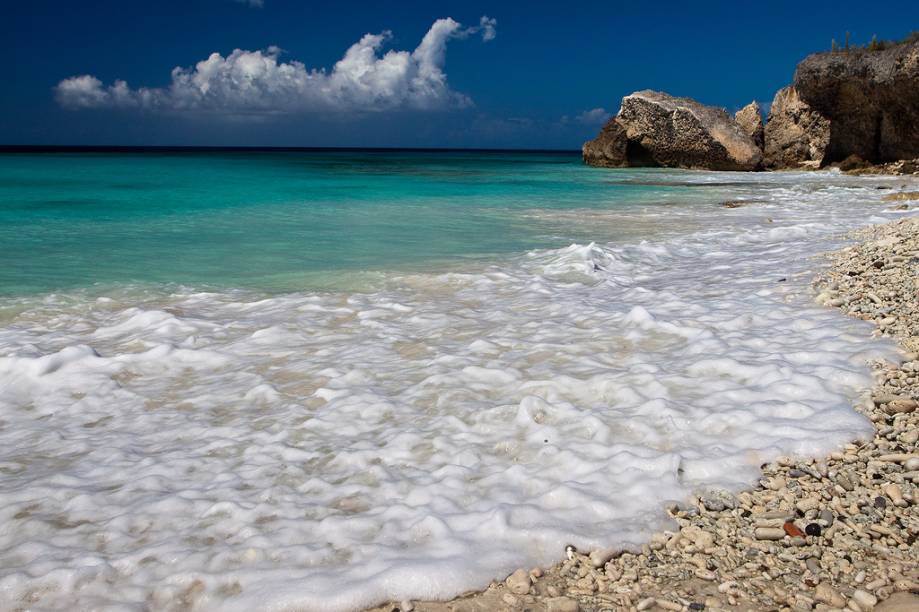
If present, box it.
[0,171,914,611]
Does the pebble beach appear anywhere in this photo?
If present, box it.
[372,211,919,612]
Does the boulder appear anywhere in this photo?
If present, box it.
[583,90,762,170]
[581,117,628,168]
[793,38,919,164]
[734,101,765,150]
[763,86,830,169]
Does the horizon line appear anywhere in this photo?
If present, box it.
[0,145,583,154]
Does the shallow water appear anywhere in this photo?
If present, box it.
[0,150,696,294]
[0,152,915,611]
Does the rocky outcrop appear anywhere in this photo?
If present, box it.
[734,101,764,150]
[793,39,919,164]
[583,90,762,170]
[763,86,830,169]
[581,118,628,168]
[585,38,919,172]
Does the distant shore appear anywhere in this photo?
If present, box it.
[370,202,919,612]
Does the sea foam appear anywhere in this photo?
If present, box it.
[0,171,914,611]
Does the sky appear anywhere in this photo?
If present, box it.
[2,0,916,149]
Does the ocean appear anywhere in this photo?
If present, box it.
[0,149,908,610]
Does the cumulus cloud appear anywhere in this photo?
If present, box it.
[477,16,497,41]
[55,17,496,115]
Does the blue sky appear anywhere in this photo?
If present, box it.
[2,0,916,148]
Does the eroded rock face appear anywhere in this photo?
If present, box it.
[581,118,628,168]
[794,40,919,164]
[583,90,762,170]
[734,102,764,150]
[763,86,830,169]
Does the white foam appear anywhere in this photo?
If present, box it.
[0,171,915,611]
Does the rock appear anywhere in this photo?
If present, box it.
[735,101,765,150]
[754,527,786,540]
[636,597,657,611]
[878,454,916,463]
[783,522,805,537]
[838,154,871,171]
[681,525,715,549]
[701,489,737,512]
[763,86,830,169]
[505,568,531,595]
[885,399,917,414]
[837,472,856,490]
[883,485,907,508]
[400,600,414,612]
[581,118,628,168]
[850,157,919,175]
[796,497,820,513]
[589,548,620,568]
[794,39,919,164]
[876,592,919,612]
[767,475,787,491]
[806,557,821,574]
[805,523,822,537]
[583,90,762,170]
[695,568,716,581]
[546,597,579,612]
[816,583,847,608]
[852,589,879,610]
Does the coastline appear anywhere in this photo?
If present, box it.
[3,161,916,611]
[370,213,919,612]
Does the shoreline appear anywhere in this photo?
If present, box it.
[2,165,915,611]
[370,216,919,612]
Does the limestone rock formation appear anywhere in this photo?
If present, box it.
[734,102,764,150]
[585,37,919,172]
[583,90,762,170]
[763,86,830,169]
[581,117,628,168]
[793,38,919,164]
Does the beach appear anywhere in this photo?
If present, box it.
[4,2,919,610]
[373,214,919,612]
[0,153,916,611]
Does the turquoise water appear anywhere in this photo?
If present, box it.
[0,150,697,295]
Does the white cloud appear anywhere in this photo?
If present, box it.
[574,107,611,125]
[55,17,496,115]
[478,16,497,41]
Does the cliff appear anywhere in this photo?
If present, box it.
[585,36,919,172]
[793,38,919,165]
